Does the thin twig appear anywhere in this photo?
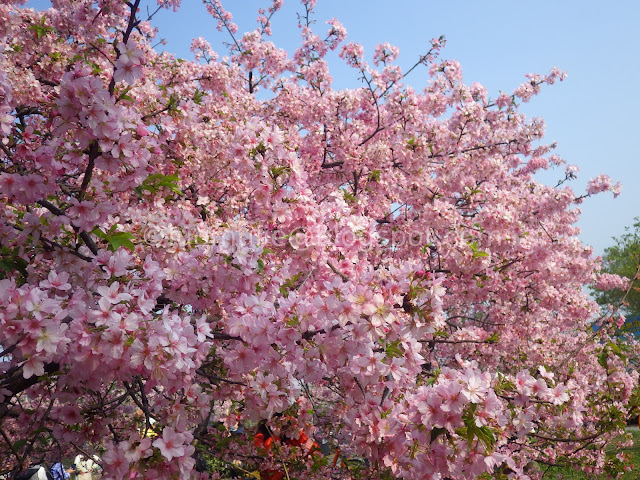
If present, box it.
[327,260,348,283]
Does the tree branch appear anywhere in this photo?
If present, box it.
[0,362,60,420]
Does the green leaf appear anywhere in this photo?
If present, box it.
[279,273,303,298]
[135,173,182,197]
[486,332,500,344]
[368,170,381,182]
[384,339,404,359]
[409,439,420,458]
[269,165,290,179]
[468,240,489,259]
[0,247,28,284]
[343,191,356,204]
[13,439,28,451]
[249,142,267,158]
[606,341,626,360]
[167,93,179,111]
[598,350,608,368]
[475,426,496,451]
[153,174,182,194]
[92,227,135,251]
[193,89,204,105]
[106,232,135,251]
[466,186,484,196]
[117,85,133,102]
[28,16,56,38]
[425,375,438,386]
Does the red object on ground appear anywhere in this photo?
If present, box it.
[253,428,319,479]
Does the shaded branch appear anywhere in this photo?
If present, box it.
[0,362,60,420]
[196,369,247,386]
[327,260,348,282]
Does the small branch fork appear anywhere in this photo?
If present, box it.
[108,0,142,95]
[36,200,99,256]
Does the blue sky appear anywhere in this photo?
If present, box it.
[27,0,640,254]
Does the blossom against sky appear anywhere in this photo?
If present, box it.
[28,0,640,254]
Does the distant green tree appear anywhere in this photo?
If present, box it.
[593,218,640,318]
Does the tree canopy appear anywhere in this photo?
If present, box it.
[593,218,640,324]
[0,1,637,479]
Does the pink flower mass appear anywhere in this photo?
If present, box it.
[0,1,637,479]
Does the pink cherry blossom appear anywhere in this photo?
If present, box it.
[22,356,45,379]
[152,427,187,461]
[114,41,144,84]
[58,405,83,425]
[548,384,571,405]
[0,1,636,479]
[460,369,488,404]
[97,282,133,304]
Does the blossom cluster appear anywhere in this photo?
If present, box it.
[0,1,636,480]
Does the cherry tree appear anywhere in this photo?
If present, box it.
[0,0,637,479]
